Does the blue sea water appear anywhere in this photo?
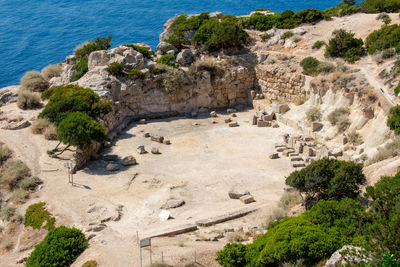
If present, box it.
[0,0,340,87]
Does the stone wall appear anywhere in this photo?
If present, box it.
[255,64,306,102]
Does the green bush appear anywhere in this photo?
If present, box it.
[74,36,112,60]
[26,226,88,267]
[17,90,41,110]
[391,60,400,78]
[155,54,175,66]
[192,18,250,52]
[300,57,320,76]
[366,24,400,55]
[0,159,31,190]
[127,69,145,79]
[70,57,88,82]
[216,243,247,267]
[395,82,400,96]
[260,33,271,41]
[71,36,112,82]
[325,29,364,63]
[312,40,325,49]
[20,71,49,92]
[152,67,167,75]
[317,61,336,74]
[24,202,55,230]
[282,31,294,39]
[82,260,98,267]
[39,85,111,125]
[285,158,365,209]
[387,105,400,134]
[108,61,125,76]
[323,4,361,18]
[57,112,108,149]
[124,44,151,58]
[361,0,400,13]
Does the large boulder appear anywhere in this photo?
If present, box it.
[157,41,177,54]
[176,49,194,66]
[325,246,370,267]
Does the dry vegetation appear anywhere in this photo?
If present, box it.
[306,106,322,122]
[17,89,41,110]
[368,138,400,165]
[41,64,62,81]
[31,118,57,140]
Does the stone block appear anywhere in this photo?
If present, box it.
[276,147,287,152]
[240,195,255,204]
[210,111,217,117]
[122,156,136,166]
[269,153,279,159]
[291,161,306,168]
[329,149,343,157]
[290,157,304,162]
[251,115,257,125]
[106,163,119,171]
[229,190,250,199]
[225,118,231,123]
[283,149,295,157]
[151,135,164,143]
[257,121,271,127]
[229,122,239,127]
[137,145,147,154]
[312,122,323,132]
[262,113,275,122]
[151,147,160,154]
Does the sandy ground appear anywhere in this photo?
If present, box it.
[0,110,299,266]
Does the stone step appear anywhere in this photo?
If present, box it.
[143,224,198,239]
[195,207,258,227]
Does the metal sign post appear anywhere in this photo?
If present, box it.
[140,238,151,267]
[67,161,73,186]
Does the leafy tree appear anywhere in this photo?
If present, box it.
[325,29,365,63]
[387,105,400,134]
[366,25,400,54]
[56,112,108,152]
[339,0,356,6]
[26,226,88,267]
[361,0,400,13]
[285,158,365,209]
[365,174,400,257]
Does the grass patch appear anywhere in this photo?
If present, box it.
[127,69,145,80]
[82,260,98,267]
[0,144,12,165]
[24,202,55,230]
[368,138,400,165]
[312,40,325,49]
[124,44,151,58]
[10,188,29,204]
[19,176,42,191]
[155,54,175,66]
[279,191,302,210]
[41,64,62,81]
[108,62,126,76]
[20,71,48,92]
[0,159,31,190]
[306,106,322,122]
[0,205,16,221]
[17,90,41,110]
[328,107,350,126]
[31,118,52,134]
[348,131,364,145]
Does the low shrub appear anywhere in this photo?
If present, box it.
[108,61,125,76]
[328,107,350,126]
[188,57,224,77]
[306,106,322,122]
[294,96,307,106]
[264,208,286,227]
[348,130,363,145]
[70,57,88,82]
[124,44,151,58]
[395,82,400,96]
[382,48,396,59]
[366,24,400,54]
[278,191,302,210]
[152,67,167,75]
[17,90,41,110]
[317,61,335,74]
[0,144,12,164]
[41,64,62,81]
[10,188,29,204]
[368,138,400,164]
[24,202,55,230]
[0,205,16,221]
[82,260,98,267]
[282,31,294,39]
[127,69,145,80]
[20,71,48,92]
[260,33,271,41]
[26,226,88,267]
[0,160,31,190]
[155,54,175,66]
[162,67,185,98]
[227,231,248,243]
[387,105,400,134]
[43,123,58,140]
[74,36,112,60]
[19,176,42,191]
[337,115,351,132]
[325,29,364,63]
[31,118,52,134]
[391,60,400,78]
[300,57,320,76]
